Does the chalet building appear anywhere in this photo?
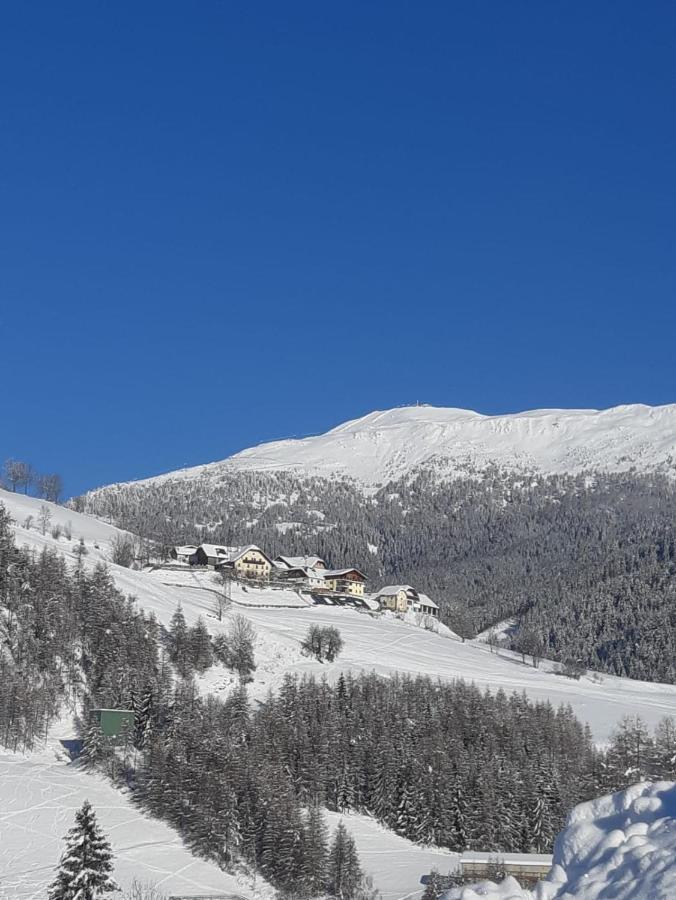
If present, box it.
[274,555,327,570]
[373,585,416,613]
[277,564,366,596]
[196,544,273,579]
[374,585,439,617]
[170,545,198,564]
[322,568,366,597]
[196,544,234,567]
[277,565,328,591]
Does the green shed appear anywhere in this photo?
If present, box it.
[90,708,134,738]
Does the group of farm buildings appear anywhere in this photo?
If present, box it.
[171,543,439,617]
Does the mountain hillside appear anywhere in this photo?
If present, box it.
[73,404,676,683]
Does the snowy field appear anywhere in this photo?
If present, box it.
[0,743,457,900]
[0,748,260,900]
[149,564,313,607]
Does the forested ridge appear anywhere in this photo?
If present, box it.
[2,500,676,899]
[76,467,676,682]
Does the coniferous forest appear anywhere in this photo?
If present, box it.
[2,500,676,897]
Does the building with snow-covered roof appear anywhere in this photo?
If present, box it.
[413,593,439,618]
[277,564,366,596]
[274,554,327,570]
[196,544,273,579]
[322,568,367,597]
[373,585,418,613]
[170,545,199,564]
[373,585,440,617]
[277,565,328,591]
[458,852,552,885]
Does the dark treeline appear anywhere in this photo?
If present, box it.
[88,672,676,879]
[76,468,676,682]
[0,503,159,752]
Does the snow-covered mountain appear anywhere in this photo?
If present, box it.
[117,403,676,488]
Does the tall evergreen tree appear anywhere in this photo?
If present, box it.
[48,800,120,900]
[167,604,192,678]
[189,617,214,673]
[302,805,329,897]
[327,821,363,900]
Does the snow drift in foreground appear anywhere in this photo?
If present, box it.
[447,781,676,899]
[102,403,676,488]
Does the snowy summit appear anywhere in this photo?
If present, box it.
[122,403,676,488]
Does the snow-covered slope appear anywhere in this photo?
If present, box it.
[0,744,456,900]
[446,781,676,899]
[105,403,676,488]
[0,487,129,550]
[0,748,261,900]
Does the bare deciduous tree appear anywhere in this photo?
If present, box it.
[38,473,63,503]
[38,504,52,536]
[122,879,168,900]
[3,459,32,493]
[111,533,135,568]
[212,568,233,621]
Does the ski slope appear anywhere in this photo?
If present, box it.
[0,748,260,900]
[0,744,459,900]
[94,403,676,488]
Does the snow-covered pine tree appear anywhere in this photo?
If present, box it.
[189,617,213,673]
[327,820,363,900]
[394,762,421,841]
[133,688,154,750]
[167,604,192,678]
[81,719,107,770]
[653,716,676,779]
[229,614,256,683]
[370,740,395,822]
[527,788,555,854]
[48,799,120,900]
[302,804,329,897]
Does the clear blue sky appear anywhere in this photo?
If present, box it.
[1,2,674,497]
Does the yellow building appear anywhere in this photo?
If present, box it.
[231,546,273,579]
[322,568,367,597]
[199,544,273,579]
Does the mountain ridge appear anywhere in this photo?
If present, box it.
[94,402,676,490]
